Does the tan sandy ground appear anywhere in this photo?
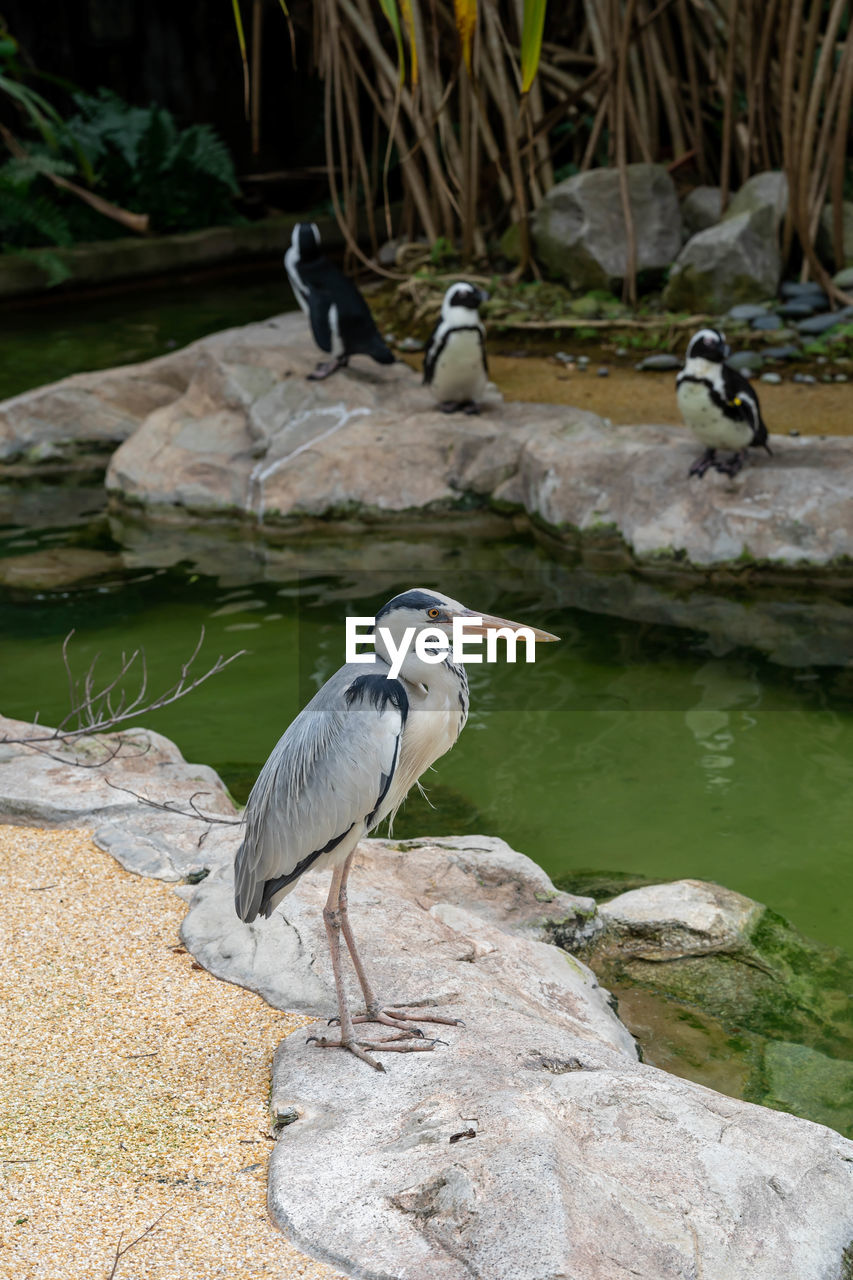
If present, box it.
[402,352,853,436]
[0,826,344,1280]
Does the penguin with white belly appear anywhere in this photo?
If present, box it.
[424,282,489,413]
[284,223,395,381]
[676,327,772,477]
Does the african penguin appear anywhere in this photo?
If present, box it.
[423,281,489,413]
[676,327,771,477]
[284,223,395,381]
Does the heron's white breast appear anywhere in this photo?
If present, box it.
[430,330,487,403]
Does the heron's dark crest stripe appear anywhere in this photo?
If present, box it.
[374,591,444,622]
[260,822,356,917]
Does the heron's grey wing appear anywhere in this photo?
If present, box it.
[234,665,407,921]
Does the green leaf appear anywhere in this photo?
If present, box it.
[378,0,406,86]
[520,0,547,94]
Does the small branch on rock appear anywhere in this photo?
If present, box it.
[102,779,242,828]
[492,313,714,332]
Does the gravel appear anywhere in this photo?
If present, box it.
[0,825,344,1280]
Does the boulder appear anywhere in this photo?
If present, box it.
[182,844,853,1280]
[681,185,722,236]
[0,714,238,878]
[0,352,191,474]
[663,171,788,311]
[533,164,683,291]
[581,879,853,1137]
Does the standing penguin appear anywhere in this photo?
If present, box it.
[423,281,489,413]
[284,223,395,381]
[676,328,772,477]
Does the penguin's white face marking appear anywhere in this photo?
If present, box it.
[441,282,488,322]
[686,328,730,363]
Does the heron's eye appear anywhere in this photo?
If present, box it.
[427,608,440,618]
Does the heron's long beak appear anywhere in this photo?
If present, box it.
[455,609,559,642]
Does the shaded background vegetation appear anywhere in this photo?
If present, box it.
[1,0,851,294]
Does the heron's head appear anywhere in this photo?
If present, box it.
[441,282,489,321]
[291,222,322,262]
[373,588,558,668]
[686,327,730,363]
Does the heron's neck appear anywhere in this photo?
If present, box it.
[375,631,460,690]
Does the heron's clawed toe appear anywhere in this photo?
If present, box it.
[307,1033,387,1071]
[383,1007,463,1027]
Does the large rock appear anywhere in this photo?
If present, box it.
[0,353,191,474]
[663,171,787,311]
[0,714,238,878]
[582,879,853,1138]
[533,164,682,291]
[681,185,723,237]
[180,842,853,1280]
[8,312,853,581]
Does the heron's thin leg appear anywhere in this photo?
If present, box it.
[309,865,384,1071]
[308,863,438,1069]
[338,850,463,1033]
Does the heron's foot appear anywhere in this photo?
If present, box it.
[369,1004,463,1030]
[307,356,347,381]
[689,448,716,478]
[306,1031,441,1071]
[714,450,746,477]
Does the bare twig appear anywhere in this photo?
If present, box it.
[1,627,246,755]
[102,779,242,826]
[105,1209,170,1280]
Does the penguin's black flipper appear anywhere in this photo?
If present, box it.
[306,290,333,354]
[360,329,395,364]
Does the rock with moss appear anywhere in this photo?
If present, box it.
[580,878,853,1138]
[533,163,682,292]
[663,171,788,311]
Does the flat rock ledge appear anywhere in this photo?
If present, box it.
[4,313,853,580]
[2,719,853,1278]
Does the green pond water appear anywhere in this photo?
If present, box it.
[0,261,295,402]
[2,513,852,957]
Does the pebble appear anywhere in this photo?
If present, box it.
[835,373,849,382]
[789,428,801,436]
[762,344,803,361]
[727,303,769,321]
[760,372,782,385]
[555,351,573,363]
[750,314,783,330]
[793,373,817,384]
[597,366,609,377]
[833,267,853,291]
[780,281,829,303]
[577,355,590,367]
[778,300,816,319]
[615,347,629,357]
[397,336,425,352]
[636,353,681,371]
[795,308,853,335]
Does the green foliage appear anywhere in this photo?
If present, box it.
[0,86,242,255]
[60,90,240,235]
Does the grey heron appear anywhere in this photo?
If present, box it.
[234,588,559,1071]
